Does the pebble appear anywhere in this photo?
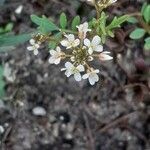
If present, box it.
[0,125,4,134]
[32,106,47,116]
[0,99,5,108]
[15,5,23,14]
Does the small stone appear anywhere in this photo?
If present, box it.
[15,5,23,14]
[0,99,5,108]
[32,106,46,116]
[4,123,9,128]
[0,125,4,134]
[66,133,73,139]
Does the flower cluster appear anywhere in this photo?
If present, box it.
[48,22,113,85]
[27,22,113,85]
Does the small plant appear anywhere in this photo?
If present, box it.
[27,0,129,85]
[0,22,13,34]
[129,2,150,51]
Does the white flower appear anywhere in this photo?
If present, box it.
[109,0,117,4]
[76,22,91,39]
[27,39,40,55]
[99,51,113,61]
[61,62,85,81]
[83,69,99,85]
[84,35,103,55]
[61,34,80,49]
[49,47,63,65]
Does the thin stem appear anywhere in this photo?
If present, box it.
[93,0,100,19]
[127,12,142,17]
[128,12,150,34]
[65,54,72,57]
[91,54,99,57]
[85,62,92,71]
[60,29,77,34]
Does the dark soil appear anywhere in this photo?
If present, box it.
[0,0,150,150]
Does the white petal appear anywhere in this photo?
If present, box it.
[61,68,66,71]
[92,36,101,46]
[33,49,38,55]
[54,58,61,65]
[102,51,110,54]
[83,22,88,27]
[89,74,99,85]
[76,65,85,72]
[83,22,91,31]
[30,39,35,45]
[65,62,73,69]
[95,45,103,52]
[61,40,69,47]
[56,46,61,52]
[50,50,56,55]
[74,73,82,81]
[88,47,93,55]
[94,69,100,73]
[93,74,99,82]
[71,56,75,62]
[73,39,80,47]
[88,56,93,61]
[65,34,75,42]
[89,77,95,85]
[48,57,55,64]
[27,46,34,51]
[65,70,72,77]
[99,53,113,61]
[84,39,91,47]
[82,73,89,79]
[110,0,117,3]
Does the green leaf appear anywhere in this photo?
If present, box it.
[127,17,138,24]
[48,41,57,49]
[144,37,150,50]
[5,23,14,32]
[107,30,114,37]
[107,15,129,30]
[143,5,150,23]
[60,13,67,29]
[101,34,106,44]
[30,15,42,25]
[129,28,146,39]
[0,65,5,98]
[0,27,5,34]
[31,15,59,33]
[71,16,80,31]
[0,33,31,47]
[141,2,147,14]
[99,12,107,35]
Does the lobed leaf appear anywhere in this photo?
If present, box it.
[31,15,59,33]
[107,15,129,30]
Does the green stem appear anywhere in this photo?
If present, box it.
[60,29,77,34]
